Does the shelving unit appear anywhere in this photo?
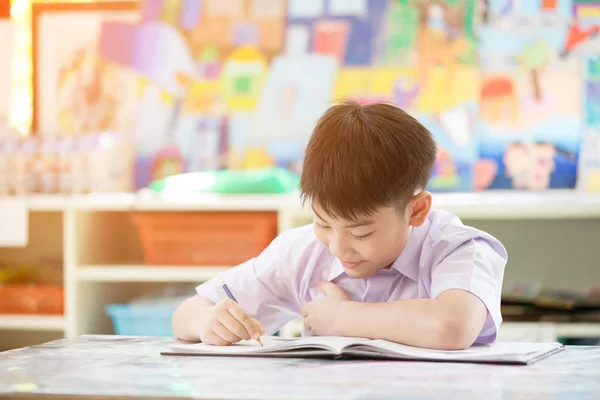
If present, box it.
[1,191,599,349]
[0,204,65,350]
[499,322,600,342]
[77,265,231,282]
[0,315,65,331]
[431,191,600,219]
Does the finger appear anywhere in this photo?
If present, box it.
[220,310,251,340]
[303,318,311,333]
[251,318,265,336]
[319,282,350,301]
[202,330,232,346]
[217,298,237,309]
[304,319,317,336]
[212,320,242,344]
[300,304,309,317]
[227,303,261,339]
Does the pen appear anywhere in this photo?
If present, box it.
[219,278,263,347]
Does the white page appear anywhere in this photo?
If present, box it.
[169,336,369,355]
[360,340,563,361]
[168,337,562,362]
[170,341,267,354]
[280,336,370,354]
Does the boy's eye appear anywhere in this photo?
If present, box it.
[315,222,330,229]
[352,232,373,240]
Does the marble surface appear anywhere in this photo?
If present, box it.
[1,335,600,399]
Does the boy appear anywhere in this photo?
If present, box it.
[172,101,507,350]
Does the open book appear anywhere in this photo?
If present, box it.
[162,336,565,365]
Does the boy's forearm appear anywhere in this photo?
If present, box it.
[172,296,215,342]
[334,298,480,350]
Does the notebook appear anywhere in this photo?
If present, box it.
[162,336,565,365]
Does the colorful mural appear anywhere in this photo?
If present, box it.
[90,0,596,191]
[477,0,583,190]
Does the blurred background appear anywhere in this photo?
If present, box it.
[0,0,599,351]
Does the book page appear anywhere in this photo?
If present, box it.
[281,336,370,354]
[168,336,370,355]
[169,341,260,354]
[350,340,563,362]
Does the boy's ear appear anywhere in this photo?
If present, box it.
[408,191,432,227]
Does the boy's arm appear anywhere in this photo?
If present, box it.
[335,289,487,350]
[172,295,265,344]
[304,236,506,350]
[172,295,215,342]
[172,233,301,342]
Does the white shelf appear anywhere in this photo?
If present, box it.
[432,191,600,219]
[70,192,304,212]
[501,322,600,340]
[555,323,600,338]
[3,191,600,218]
[0,195,66,212]
[129,192,302,212]
[77,265,231,282]
[1,192,304,212]
[0,315,65,331]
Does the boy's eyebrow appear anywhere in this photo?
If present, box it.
[311,207,375,228]
[343,220,376,228]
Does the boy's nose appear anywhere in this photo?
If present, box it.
[329,237,353,260]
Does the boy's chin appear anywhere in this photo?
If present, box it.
[342,266,377,279]
[343,262,394,279]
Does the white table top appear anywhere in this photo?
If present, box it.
[1,335,600,399]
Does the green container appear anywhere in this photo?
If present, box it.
[149,167,300,195]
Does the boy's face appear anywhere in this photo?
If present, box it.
[312,193,431,279]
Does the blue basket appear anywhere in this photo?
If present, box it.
[105,303,176,337]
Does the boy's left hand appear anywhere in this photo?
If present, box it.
[301,282,350,336]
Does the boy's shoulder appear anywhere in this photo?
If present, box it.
[427,208,499,243]
[421,208,507,263]
[264,223,333,270]
[273,223,323,250]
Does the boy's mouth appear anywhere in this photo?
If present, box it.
[341,260,362,269]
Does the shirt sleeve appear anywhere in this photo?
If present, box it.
[195,234,300,335]
[429,234,507,344]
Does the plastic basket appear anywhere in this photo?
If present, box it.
[0,285,63,314]
[131,212,278,266]
[105,304,175,336]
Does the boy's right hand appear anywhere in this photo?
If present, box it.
[199,299,265,346]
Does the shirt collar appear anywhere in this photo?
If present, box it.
[327,217,430,282]
[389,217,430,281]
[327,258,345,281]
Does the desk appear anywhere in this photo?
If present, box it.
[1,336,600,399]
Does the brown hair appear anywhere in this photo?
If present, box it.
[300,100,437,221]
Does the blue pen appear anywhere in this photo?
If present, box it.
[219,278,263,346]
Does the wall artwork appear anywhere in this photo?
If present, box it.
[477,0,582,190]
[98,0,485,189]
[32,1,140,135]
[332,0,479,192]
[37,0,591,191]
[578,55,600,192]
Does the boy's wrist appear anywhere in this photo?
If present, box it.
[333,300,358,336]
